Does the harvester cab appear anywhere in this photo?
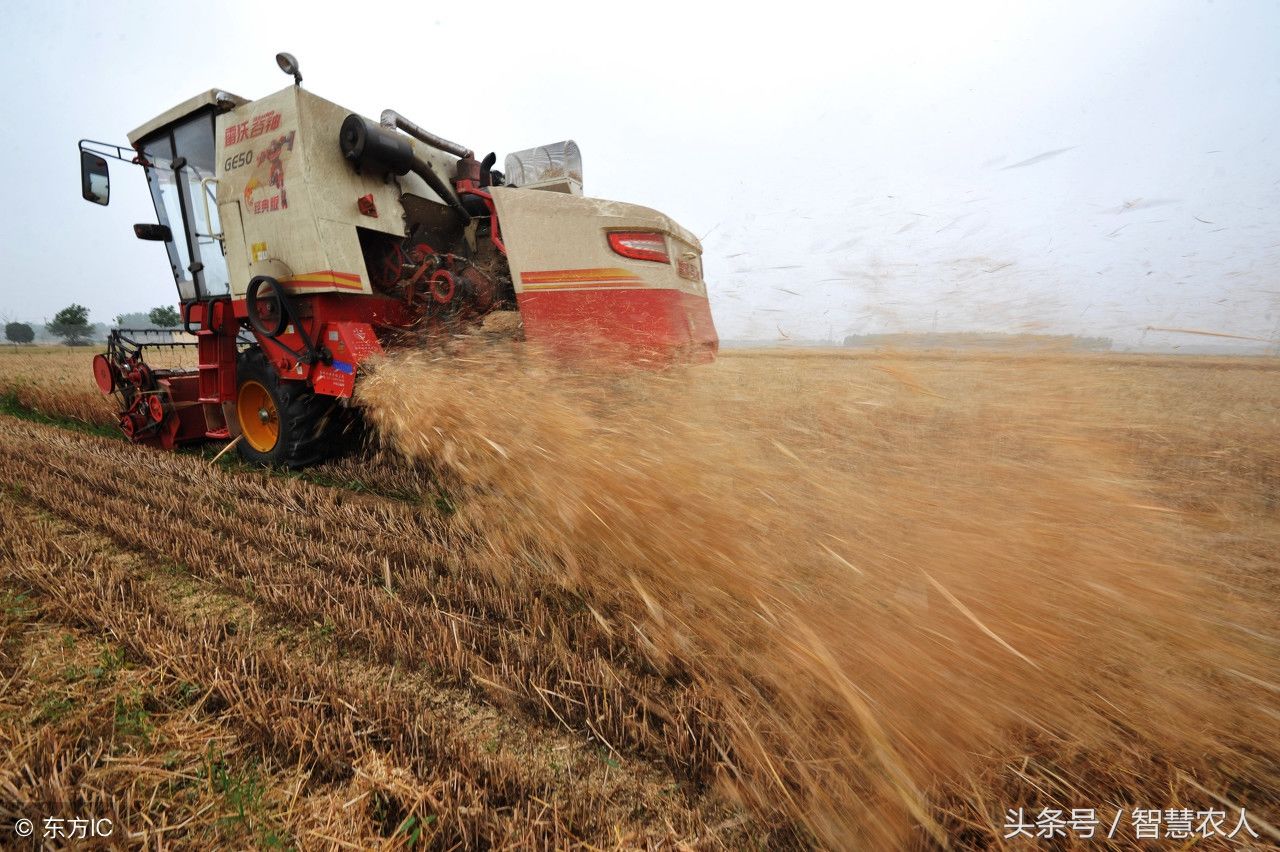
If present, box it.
[78,54,718,467]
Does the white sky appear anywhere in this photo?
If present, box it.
[2,0,1277,348]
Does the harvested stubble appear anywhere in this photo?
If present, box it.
[0,415,740,846]
[357,345,1280,849]
[0,504,524,847]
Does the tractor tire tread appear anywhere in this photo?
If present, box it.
[235,347,343,469]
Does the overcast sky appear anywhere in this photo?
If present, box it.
[2,0,1277,349]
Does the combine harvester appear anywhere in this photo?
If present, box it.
[79,53,718,467]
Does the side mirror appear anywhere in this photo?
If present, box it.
[134,223,172,241]
[80,150,110,205]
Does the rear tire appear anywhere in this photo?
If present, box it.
[234,347,344,468]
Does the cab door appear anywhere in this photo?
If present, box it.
[138,109,230,303]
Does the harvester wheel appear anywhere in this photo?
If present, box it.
[234,348,342,468]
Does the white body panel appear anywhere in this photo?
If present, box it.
[490,187,706,298]
[212,87,457,297]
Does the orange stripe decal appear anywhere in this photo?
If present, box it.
[520,281,641,291]
[521,267,642,284]
[282,270,364,291]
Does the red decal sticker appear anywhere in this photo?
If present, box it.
[225,110,284,147]
[243,131,295,214]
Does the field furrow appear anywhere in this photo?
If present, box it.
[0,414,736,784]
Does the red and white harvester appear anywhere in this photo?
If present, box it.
[79,54,718,467]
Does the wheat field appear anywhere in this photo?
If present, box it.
[0,342,1276,849]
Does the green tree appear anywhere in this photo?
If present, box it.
[5,322,34,345]
[47,304,94,346]
[148,305,181,327]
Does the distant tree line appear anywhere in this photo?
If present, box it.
[115,305,180,328]
[2,303,182,346]
[843,332,1113,352]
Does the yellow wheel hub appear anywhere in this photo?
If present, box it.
[237,380,280,453]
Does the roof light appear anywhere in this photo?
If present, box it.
[275,52,302,86]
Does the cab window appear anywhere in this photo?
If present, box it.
[140,134,196,301]
[173,115,229,297]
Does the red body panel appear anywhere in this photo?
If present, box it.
[231,293,405,397]
[516,287,719,365]
[310,321,385,396]
[163,374,209,447]
[123,372,205,450]
[188,299,238,438]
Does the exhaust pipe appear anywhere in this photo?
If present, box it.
[339,114,470,224]
[380,109,473,160]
